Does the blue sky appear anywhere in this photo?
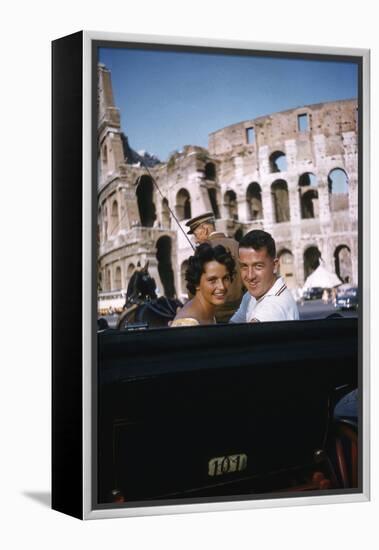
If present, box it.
[99,47,358,162]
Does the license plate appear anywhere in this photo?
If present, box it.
[208,453,247,477]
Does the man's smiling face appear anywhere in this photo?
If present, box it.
[239,246,278,300]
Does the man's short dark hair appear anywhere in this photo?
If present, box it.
[239,230,276,258]
[185,243,235,295]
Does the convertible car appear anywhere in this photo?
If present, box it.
[97,317,358,507]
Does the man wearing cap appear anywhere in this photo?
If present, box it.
[185,212,244,322]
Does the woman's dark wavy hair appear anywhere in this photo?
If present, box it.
[185,243,236,295]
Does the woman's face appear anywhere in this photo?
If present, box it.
[196,260,231,305]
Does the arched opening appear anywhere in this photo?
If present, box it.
[176,188,192,221]
[271,180,290,223]
[328,168,349,212]
[334,245,352,283]
[114,266,122,290]
[180,260,189,298]
[161,198,171,229]
[246,182,263,220]
[299,173,317,187]
[156,236,176,298]
[208,188,220,218]
[224,190,238,220]
[205,162,216,181]
[301,189,319,219]
[298,173,318,218]
[269,151,287,173]
[110,200,119,235]
[278,249,296,289]
[136,175,156,227]
[304,246,321,279]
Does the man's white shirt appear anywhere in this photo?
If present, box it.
[230,276,299,323]
[246,276,299,322]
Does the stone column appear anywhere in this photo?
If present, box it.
[237,191,249,222]
[342,131,358,227]
[320,237,333,274]
[292,245,305,288]
[285,139,297,172]
[288,177,301,225]
[233,156,245,190]
[261,181,274,231]
[258,145,270,177]
[348,175,358,227]
[317,179,332,230]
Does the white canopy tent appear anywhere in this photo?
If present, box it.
[303,264,342,290]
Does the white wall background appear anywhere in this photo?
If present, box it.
[0,0,377,547]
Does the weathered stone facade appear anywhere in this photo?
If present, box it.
[97,63,358,311]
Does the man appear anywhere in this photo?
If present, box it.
[230,229,299,323]
[185,212,244,322]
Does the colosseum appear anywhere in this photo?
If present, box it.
[97,63,358,312]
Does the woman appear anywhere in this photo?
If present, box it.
[171,243,235,327]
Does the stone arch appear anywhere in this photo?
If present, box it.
[269,151,287,173]
[180,260,189,297]
[136,175,156,227]
[298,173,318,218]
[334,245,352,283]
[303,246,321,279]
[110,199,119,234]
[224,190,238,220]
[300,189,319,219]
[246,182,263,220]
[156,236,176,298]
[114,266,122,290]
[328,168,349,212]
[176,188,192,221]
[127,263,135,275]
[278,249,296,289]
[208,188,220,218]
[161,198,171,229]
[205,162,216,181]
[299,172,317,187]
[271,180,290,223]
[328,168,349,193]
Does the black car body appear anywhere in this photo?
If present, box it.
[302,287,324,300]
[97,318,358,506]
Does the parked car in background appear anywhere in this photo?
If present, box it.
[335,287,358,311]
[303,287,324,300]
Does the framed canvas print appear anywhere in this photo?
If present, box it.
[52,31,370,519]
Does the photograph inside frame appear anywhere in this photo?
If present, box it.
[95,41,360,509]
